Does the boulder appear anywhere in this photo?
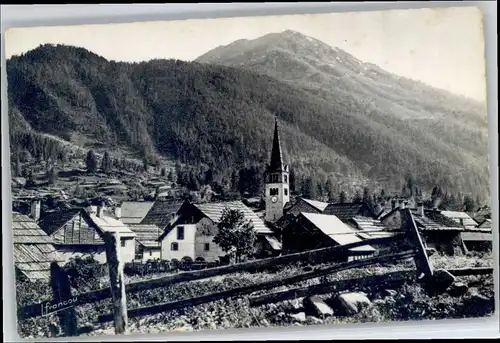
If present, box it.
[332,292,372,316]
[447,282,469,297]
[383,289,398,297]
[430,269,456,294]
[289,312,307,323]
[303,295,334,317]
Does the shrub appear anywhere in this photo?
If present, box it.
[63,256,105,292]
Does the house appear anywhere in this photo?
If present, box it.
[38,204,136,263]
[380,202,466,255]
[158,200,280,262]
[119,201,155,224]
[128,224,162,261]
[282,212,376,261]
[12,211,65,281]
[322,201,377,222]
[140,199,183,230]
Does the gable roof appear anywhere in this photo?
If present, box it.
[322,201,375,221]
[439,210,478,227]
[300,212,375,252]
[120,201,154,224]
[300,198,330,212]
[351,216,388,231]
[140,200,183,228]
[38,208,82,235]
[88,213,136,237]
[194,201,272,234]
[12,212,65,280]
[128,224,162,248]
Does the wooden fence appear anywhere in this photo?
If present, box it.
[17,208,494,336]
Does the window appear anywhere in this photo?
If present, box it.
[272,174,279,183]
[284,188,288,196]
[171,242,179,251]
[120,240,126,247]
[177,226,185,240]
[204,243,210,251]
[270,188,279,196]
[284,175,288,183]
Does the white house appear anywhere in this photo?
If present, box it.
[158,200,278,263]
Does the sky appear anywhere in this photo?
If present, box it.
[5,6,486,102]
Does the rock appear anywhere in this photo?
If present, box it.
[431,269,456,293]
[332,292,372,316]
[383,289,398,297]
[303,295,334,317]
[447,282,469,297]
[289,312,307,322]
[308,316,324,325]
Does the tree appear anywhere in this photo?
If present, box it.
[339,190,347,203]
[160,167,166,177]
[204,168,213,185]
[167,169,175,182]
[362,187,370,203]
[353,189,362,202]
[101,151,112,174]
[85,150,98,173]
[213,208,257,264]
[289,168,296,193]
[48,167,58,185]
[464,196,476,212]
[325,178,335,202]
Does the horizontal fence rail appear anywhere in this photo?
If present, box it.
[18,234,405,320]
[97,250,417,322]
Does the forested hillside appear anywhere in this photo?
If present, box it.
[6,42,490,201]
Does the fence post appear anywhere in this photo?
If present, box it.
[50,262,78,336]
[103,232,128,335]
[401,208,433,278]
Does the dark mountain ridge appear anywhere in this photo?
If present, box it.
[6,40,490,199]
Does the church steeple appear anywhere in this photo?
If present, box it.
[265,117,290,223]
[269,117,284,172]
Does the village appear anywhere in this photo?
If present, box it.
[11,118,494,337]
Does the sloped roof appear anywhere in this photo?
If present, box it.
[38,208,82,235]
[300,212,375,252]
[129,224,162,248]
[194,201,272,234]
[322,201,375,221]
[12,212,65,280]
[440,210,478,227]
[121,201,154,224]
[301,198,330,212]
[140,200,183,228]
[88,213,136,237]
[263,235,282,250]
[351,216,388,231]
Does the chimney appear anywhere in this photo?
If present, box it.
[398,199,405,210]
[391,199,397,210]
[30,199,41,222]
[417,202,424,217]
[96,203,104,218]
[459,218,464,227]
[114,206,122,219]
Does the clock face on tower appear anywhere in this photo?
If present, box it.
[271,196,278,203]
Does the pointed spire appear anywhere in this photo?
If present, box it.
[269,117,284,172]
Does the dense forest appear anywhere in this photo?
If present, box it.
[6,41,490,204]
